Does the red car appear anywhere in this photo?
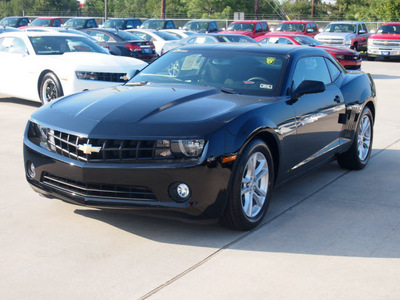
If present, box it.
[367,22,400,61]
[273,20,319,38]
[256,33,362,70]
[219,20,269,39]
[19,17,63,29]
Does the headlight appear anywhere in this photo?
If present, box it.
[335,54,345,60]
[27,122,54,151]
[368,39,373,46]
[76,71,99,80]
[171,139,205,158]
[344,38,353,45]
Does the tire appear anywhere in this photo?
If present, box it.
[221,139,274,231]
[337,107,373,170]
[39,72,63,105]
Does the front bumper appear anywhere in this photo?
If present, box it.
[24,142,232,219]
[367,47,400,58]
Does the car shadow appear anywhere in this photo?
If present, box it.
[0,97,41,108]
[73,146,400,259]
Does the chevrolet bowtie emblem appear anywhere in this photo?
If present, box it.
[78,143,101,155]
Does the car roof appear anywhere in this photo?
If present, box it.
[279,20,314,23]
[230,20,266,23]
[178,43,327,56]
[34,17,61,20]
[329,21,363,24]
[186,20,216,22]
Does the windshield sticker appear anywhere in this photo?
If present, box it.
[260,84,273,89]
[243,81,254,85]
[265,57,276,65]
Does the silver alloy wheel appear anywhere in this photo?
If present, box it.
[241,152,269,218]
[42,78,58,103]
[358,114,371,161]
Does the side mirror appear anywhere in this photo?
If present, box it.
[290,80,326,102]
[307,28,314,33]
[370,29,376,34]
[359,30,366,34]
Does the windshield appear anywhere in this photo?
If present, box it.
[29,35,109,55]
[325,24,356,33]
[142,20,164,29]
[183,22,209,31]
[227,22,255,32]
[103,19,123,28]
[292,35,322,46]
[0,17,19,27]
[31,19,51,26]
[275,22,305,32]
[129,48,286,96]
[65,19,87,29]
[377,24,400,34]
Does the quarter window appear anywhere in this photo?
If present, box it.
[325,58,341,81]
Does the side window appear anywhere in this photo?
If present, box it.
[357,24,362,33]
[53,20,61,27]
[362,23,368,32]
[262,22,268,32]
[126,21,134,28]
[292,56,331,91]
[166,21,174,29]
[87,20,96,28]
[255,23,262,32]
[278,37,293,44]
[209,22,217,31]
[325,58,341,81]
[312,23,318,32]
[306,23,311,31]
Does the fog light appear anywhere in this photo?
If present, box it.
[169,182,191,203]
[27,161,36,179]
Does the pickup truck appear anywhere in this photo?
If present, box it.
[367,22,400,60]
[315,21,370,51]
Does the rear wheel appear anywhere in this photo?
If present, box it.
[221,139,274,231]
[39,72,63,105]
[337,107,373,170]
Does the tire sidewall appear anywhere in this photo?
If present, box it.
[356,107,373,167]
[228,139,274,229]
[40,72,63,105]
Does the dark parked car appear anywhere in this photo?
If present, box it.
[182,20,220,33]
[102,18,142,30]
[0,16,30,28]
[140,19,176,30]
[83,28,156,61]
[64,17,98,29]
[24,44,376,230]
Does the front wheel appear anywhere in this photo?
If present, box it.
[221,139,274,231]
[337,107,373,170]
[39,72,63,105]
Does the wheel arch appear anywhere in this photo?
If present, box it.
[37,70,63,98]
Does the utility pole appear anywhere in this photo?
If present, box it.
[311,0,315,19]
[255,0,259,20]
[161,0,166,19]
[105,0,108,20]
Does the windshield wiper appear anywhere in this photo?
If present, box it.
[219,87,239,94]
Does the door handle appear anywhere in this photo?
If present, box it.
[334,95,341,103]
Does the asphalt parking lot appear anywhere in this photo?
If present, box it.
[1,59,400,299]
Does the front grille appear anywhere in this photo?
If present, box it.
[319,38,344,45]
[42,173,158,201]
[343,55,361,61]
[371,39,400,47]
[46,129,171,163]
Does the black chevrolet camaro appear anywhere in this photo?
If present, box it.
[24,44,376,230]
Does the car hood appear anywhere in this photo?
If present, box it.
[315,45,357,55]
[370,33,400,40]
[41,52,147,74]
[31,84,271,138]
